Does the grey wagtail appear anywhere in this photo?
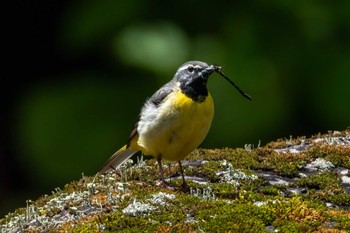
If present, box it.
[99,61,251,188]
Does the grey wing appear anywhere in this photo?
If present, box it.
[148,81,175,107]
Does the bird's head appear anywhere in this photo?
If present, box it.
[173,61,216,102]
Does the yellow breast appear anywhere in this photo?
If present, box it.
[134,90,214,161]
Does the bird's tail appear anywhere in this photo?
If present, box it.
[99,145,138,173]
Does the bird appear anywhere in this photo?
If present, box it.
[99,61,251,188]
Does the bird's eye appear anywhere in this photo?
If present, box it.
[187,65,194,73]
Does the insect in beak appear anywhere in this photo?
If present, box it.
[212,65,252,101]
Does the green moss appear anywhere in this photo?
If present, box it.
[260,185,281,196]
[95,212,156,232]
[270,197,324,232]
[224,148,261,170]
[189,148,261,170]
[2,129,350,232]
[239,178,265,192]
[329,215,350,231]
[326,193,350,206]
[275,221,306,233]
[189,148,226,161]
[196,201,273,232]
[210,182,239,199]
[259,152,306,177]
[191,161,222,182]
[69,195,329,232]
[292,172,339,190]
[307,145,350,169]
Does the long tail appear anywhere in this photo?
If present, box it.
[99,145,138,173]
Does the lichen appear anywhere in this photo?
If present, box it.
[1,129,350,232]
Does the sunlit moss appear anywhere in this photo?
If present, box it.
[293,172,339,190]
[2,129,350,232]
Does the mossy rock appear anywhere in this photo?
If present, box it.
[1,129,350,232]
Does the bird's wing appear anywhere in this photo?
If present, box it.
[148,81,175,107]
[100,81,176,174]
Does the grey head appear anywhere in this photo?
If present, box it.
[173,61,216,102]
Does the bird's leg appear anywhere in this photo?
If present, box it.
[178,161,188,189]
[157,156,166,185]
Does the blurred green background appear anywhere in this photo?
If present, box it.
[1,1,349,216]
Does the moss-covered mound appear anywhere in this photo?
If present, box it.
[1,129,350,232]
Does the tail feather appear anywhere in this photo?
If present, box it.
[99,145,138,173]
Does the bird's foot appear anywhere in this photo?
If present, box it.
[180,181,190,192]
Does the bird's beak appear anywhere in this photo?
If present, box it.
[204,65,217,76]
